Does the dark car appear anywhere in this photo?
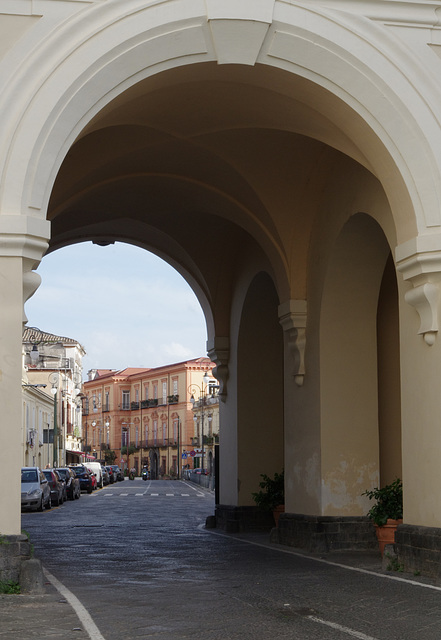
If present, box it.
[69,465,93,494]
[105,465,115,484]
[21,467,51,511]
[87,468,98,490]
[101,467,110,486]
[42,469,64,506]
[110,465,124,481]
[56,467,80,500]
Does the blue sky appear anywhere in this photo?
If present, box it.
[24,242,207,375]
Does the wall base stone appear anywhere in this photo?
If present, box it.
[395,524,441,580]
[215,504,275,532]
[0,534,32,584]
[276,513,378,553]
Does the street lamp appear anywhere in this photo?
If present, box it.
[188,371,210,473]
[91,419,110,460]
[49,372,59,467]
[121,422,134,473]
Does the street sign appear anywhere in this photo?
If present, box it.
[182,453,187,459]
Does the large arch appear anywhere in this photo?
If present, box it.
[2,1,441,575]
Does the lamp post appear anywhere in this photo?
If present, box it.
[48,372,60,467]
[188,371,210,473]
[121,422,134,473]
[91,419,110,461]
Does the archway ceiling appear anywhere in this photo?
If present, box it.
[48,62,382,328]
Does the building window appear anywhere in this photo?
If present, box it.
[104,391,109,411]
[43,429,54,444]
[153,420,158,444]
[162,421,166,445]
[135,388,139,403]
[153,383,158,400]
[122,390,130,410]
[162,381,167,404]
[173,378,178,396]
[173,419,178,444]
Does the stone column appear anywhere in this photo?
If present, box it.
[0,215,49,535]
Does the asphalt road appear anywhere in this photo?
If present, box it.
[20,479,441,640]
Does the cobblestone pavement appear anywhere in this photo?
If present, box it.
[2,479,440,640]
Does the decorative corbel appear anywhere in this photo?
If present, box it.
[395,236,441,346]
[206,336,230,401]
[23,259,42,325]
[404,283,439,346]
[278,300,307,386]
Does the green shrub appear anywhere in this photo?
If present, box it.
[362,478,403,526]
[252,470,284,511]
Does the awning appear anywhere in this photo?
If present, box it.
[67,450,96,460]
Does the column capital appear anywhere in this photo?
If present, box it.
[0,215,50,261]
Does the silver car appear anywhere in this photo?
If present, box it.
[21,467,51,511]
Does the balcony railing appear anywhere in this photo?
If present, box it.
[129,396,179,410]
[145,438,178,448]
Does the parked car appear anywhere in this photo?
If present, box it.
[105,465,115,483]
[42,469,65,506]
[110,465,124,481]
[56,467,80,500]
[87,468,98,490]
[69,465,93,494]
[53,468,68,502]
[101,466,110,486]
[87,461,104,488]
[21,467,51,511]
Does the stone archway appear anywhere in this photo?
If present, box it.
[3,3,441,577]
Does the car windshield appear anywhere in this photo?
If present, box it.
[21,470,38,483]
[72,466,86,474]
[42,471,53,481]
[57,469,68,479]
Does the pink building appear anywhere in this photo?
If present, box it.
[82,357,215,477]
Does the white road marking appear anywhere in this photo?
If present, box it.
[151,493,159,496]
[120,493,128,496]
[43,567,106,640]
[166,493,174,496]
[307,615,378,640]
[135,493,143,496]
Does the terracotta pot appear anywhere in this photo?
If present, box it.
[273,504,285,527]
[375,519,403,556]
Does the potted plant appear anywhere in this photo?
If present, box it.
[362,478,403,556]
[252,470,285,526]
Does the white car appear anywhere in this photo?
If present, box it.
[87,461,104,488]
[21,467,51,511]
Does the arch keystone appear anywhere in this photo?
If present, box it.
[206,0,275,65]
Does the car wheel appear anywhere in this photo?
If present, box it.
[37,496,44,512]
[46,496,52,510]
[87,486,93,494]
